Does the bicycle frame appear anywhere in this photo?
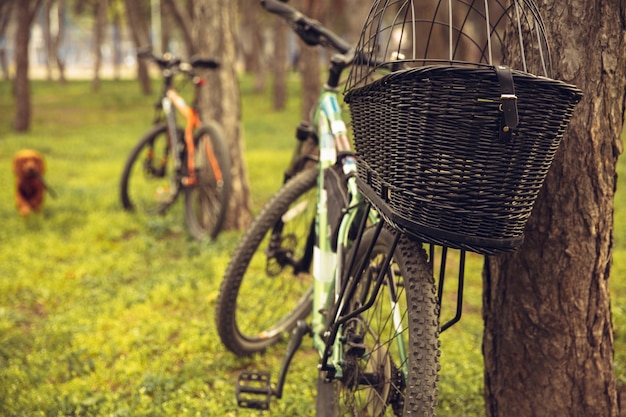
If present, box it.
[163,88,201,186]
[308,87,411,383]
[156,67,223,190]
[232,3,474,412]
[310,86,356,345]
[231,0,428,410]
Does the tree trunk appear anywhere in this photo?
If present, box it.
[41,0,65,82]
[111,10,122,80]
[52,0,66,83]
[124,0,151,95]
[240,0,267,92]
[92,0,107,92]
[272,17,287,110]
[297,0,326,120]
[162,0,195,56]
[193,0,251,230]
[331,0,371,45]
[0,1,14,81]
[482,1,626,417]
[14,0,42,132]
[43,0,53,81]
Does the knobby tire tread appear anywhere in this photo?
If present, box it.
[215,168,317,356]
[316,226,440,416]
[184,122,232,240]
[120,123,174,211]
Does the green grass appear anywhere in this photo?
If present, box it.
[0,76,623,416]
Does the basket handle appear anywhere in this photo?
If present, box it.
[495,65,519,142]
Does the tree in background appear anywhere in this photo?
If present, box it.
[193,0,250,230]
[272,14,288,110]
[295,0,326,120]
[91,0,107,91]
[482,1,626,416]
[42,0,66,83]
[109,0,125,80]
[14,0,43,132]
[0,0,12,80]
[123,0,151,94]
[161,0,194,57]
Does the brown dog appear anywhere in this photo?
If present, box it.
[13,149,48,217]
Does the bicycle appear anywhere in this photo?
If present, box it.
[216,1,437,414]
[120,49,231,240]
[215,0,582,415]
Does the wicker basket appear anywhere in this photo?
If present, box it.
[345,0,583,254]
[345,65,582,254]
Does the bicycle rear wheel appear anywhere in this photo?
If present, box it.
[184,122,232,240]
[215,168,317,356]
[317,226,440,416]
[120,123,182,215]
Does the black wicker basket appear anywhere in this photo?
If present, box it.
[346,65,581,254]
[345,0,583,254]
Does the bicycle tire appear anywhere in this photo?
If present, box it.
[120,123,183,215]
[316,226,440,416]
[184,122,232,240]
[215,168,317,356]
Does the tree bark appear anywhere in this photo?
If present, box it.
[14,0,42,132]
[272,16,287,110]
[334,0,370,45]
[193,0,251,230]
[92,0,107,92]
[111,9,122,80]
[240,0,267,92]
[124,0,151,95]
[297,0,326,120]
[162,0,195,56]
[52,0,66,83]
[482,1,626,416]
[0,1,14,80]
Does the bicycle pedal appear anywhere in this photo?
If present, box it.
[236,371,274,410]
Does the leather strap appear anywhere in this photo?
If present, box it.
[495,65,519,142]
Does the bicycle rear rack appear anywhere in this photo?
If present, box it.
[431,244,467,332]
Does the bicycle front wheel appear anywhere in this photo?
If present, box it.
[215,168,317,356]
[317,226,440,416]
[120,123,182,215]
[184,122,232,240]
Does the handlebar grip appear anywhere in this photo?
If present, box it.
[261,0,350,54]
[190,56,220,70]
[137,46,153,59]
[261,0,300,21]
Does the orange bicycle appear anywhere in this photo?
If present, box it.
[120,49,231,240]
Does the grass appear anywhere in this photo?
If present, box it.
[0,75,623,416]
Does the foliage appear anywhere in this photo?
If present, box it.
[0,77,623,416]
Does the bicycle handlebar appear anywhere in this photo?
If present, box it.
[261,0,351,54]
[137,47,220,77]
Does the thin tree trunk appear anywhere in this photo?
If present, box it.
[0,1,12,80]
[111,11,121,80]
[298,0,327,120]
[272,17,287,110]
[14,0,42,132]
[240,0,267,92]
[124,0,151,95]
[193,0,251,230]
[162,0,195,57]
[41,0,66,82]
[52,0,66,83]
[482,1,626,416]
[43,0,53,81]
[92,0,107,92]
